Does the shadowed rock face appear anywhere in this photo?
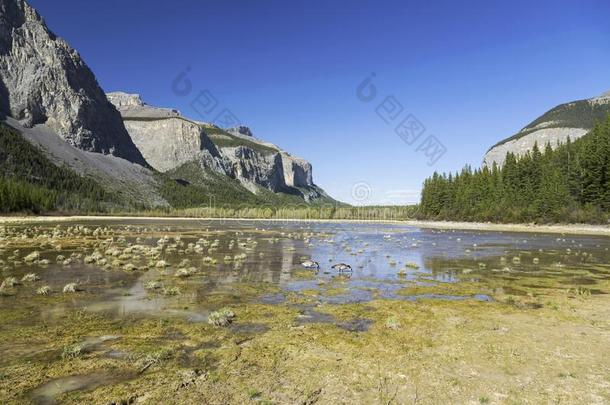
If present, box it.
[0,0,148,166]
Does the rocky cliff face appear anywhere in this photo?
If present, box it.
[107,92,328,201]
[483,91,610,168]
[0,0,147,166]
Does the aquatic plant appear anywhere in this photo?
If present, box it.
[162,286,181,296]
[144,280,162,290]
[208,307,236,327]
[155,260,169,268]
[234,253,247,261]
[124,263,138,272]
[404,262,420,269]
[246,388,262,399]
[36,285,51,295]
[24,251,40,263]
[175,268,193,278]
[385,316,401,330]
[2,276,19,288]
[21,273,40,282]
[63,282,79,293]
[62,342,86,359]
[569,287,591,300]
[106,248,121,257]
[137,348,173,373]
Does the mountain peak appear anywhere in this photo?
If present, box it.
[107,92,145,108]
[0,0,148,166]
[228,126,254,137]
[484,89,610,168]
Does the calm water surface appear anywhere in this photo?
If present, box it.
[2,219,610,318]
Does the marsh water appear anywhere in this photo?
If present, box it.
[1,219,609,403]
[2,219,610,315]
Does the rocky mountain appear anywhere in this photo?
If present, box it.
[107,92,329,202]
[0,0,147,166]
[0,0,334,211]
[483,91,610,168]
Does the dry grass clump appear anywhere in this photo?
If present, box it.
[36,285,51,295]
[162,286,180,296]
[208,307,236,327]
[21,273,39,282]
[144,280,162,291]
[384,316,401,330]
[2,276,19,287]
[63,282,79,293]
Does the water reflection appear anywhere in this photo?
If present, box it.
[2,220,610,320]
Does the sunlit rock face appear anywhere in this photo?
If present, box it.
[0,0,147,166]
[483,127,589,168]
[483,91,610,168]
[108,92,328,201]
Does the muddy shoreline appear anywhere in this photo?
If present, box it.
[0,215,609,236]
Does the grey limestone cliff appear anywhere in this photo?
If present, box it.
[107,92,329,201]
[0,0,147,166]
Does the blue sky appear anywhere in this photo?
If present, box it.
[29,0,610,205]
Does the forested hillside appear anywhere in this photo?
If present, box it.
[0,124,121,213]
[488,96,610,149]
[419,115,610,223]
[0,124,341,215]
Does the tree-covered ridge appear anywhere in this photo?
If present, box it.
[489,98,610,150]
[0,124,121,213]
[420,115,610,223]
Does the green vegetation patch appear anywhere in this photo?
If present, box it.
[490,98,610,149]
[203,126,278,155]
[419,115,610,223]
[0,124,119,213]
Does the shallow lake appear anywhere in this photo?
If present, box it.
[1,219,610,403]
[2,219,609,316]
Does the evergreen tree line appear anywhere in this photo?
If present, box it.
[0,124,119,213]
[419,115,610,223]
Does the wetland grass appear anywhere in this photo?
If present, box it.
[0,221,609,403]
[63,282,79,293]
[208,307,236,327]
[36,285,51,295]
